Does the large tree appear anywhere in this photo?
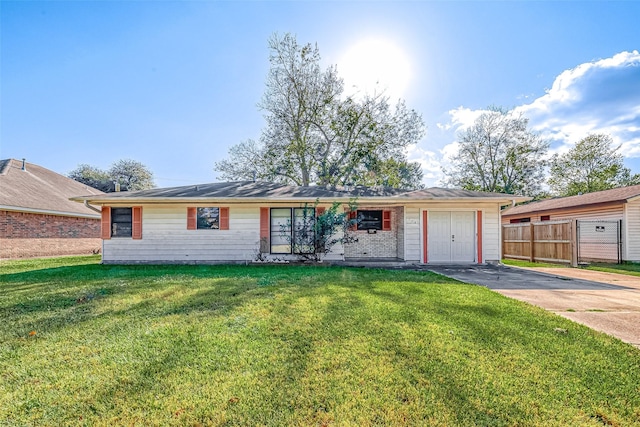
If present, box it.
[442,108,548,196]
[69,159,155,192]
[548,133,640,196]
[214,33,425,189]
[68,164,112,192]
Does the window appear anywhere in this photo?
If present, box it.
[540,215,550,221]
[111,208,132,237]
[509,217,531,224]
[357,210,383,230]
[270,207,315,254]
[187,207,229,230]
[197,207,219,229]
[293,208,315,254]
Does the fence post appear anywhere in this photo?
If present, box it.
[618,219,623,264]
[529,222,535,263]
[571,219,578,267]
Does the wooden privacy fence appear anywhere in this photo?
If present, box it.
[502,220,577,266]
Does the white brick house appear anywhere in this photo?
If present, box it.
[71,181,527,265]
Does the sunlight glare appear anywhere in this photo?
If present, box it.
[338,38,412,101]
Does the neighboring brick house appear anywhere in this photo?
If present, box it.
[0,159,104,259]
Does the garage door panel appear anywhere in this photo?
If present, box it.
[427,211,475,263]
[429,211,451,262]
[451,211,475,262]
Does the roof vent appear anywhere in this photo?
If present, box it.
[21,158,26,171]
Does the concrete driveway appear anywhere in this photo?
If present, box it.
[425,264,640,349]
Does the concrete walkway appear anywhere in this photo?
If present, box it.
[425,264,640,349]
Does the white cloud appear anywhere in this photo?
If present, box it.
[420,50,640,186]
[437,107,487,132]
[406,144,442,182]
[516,50,640,156]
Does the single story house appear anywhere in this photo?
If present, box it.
[501,184,640,262]
[0,158,103,259]
[71,181,528,265]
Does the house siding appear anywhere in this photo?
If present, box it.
[103,204,259,263]
[0,210,101,258]
[102,203,346,263]
[502,204,624,223]
[404,207,421,261]
[625,199,640,262]
[484,207,501,262]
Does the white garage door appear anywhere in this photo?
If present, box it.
[428,211,475,263]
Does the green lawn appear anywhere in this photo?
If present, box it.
[501,259,566,268]
[587,262,640,277]
[503,258,640,277]
[2,257,639,426]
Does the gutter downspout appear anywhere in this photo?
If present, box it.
[84,200,102,214]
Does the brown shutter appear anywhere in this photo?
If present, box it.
[423,210,428,263]
[220,207,229,230]
[260,207,269,252]
[382,210,392,231]
[187,207,197,230]
[316,207,326,216]
[132,206,142,239]
[101,206,111,240]
[348,210,357,231]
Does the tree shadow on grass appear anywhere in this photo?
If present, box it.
[11,262,633,424]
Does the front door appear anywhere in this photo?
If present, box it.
[427,211,475,263]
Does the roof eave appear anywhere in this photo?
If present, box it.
[502,199,626,217]
[71,195,530,205]
[0,204,101,219]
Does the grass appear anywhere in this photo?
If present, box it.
[586,262,640,277]
[2,256,640,426]
[501,259,566,268]
[503,258,640,278]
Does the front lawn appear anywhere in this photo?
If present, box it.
[587,262,640,277]
[501,259,565,268]
[503,258,640,278]
[1,256,639,426]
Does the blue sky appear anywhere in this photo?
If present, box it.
[2,1,639,188]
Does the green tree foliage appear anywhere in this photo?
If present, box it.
[548,133,640,196]
[68,159,155,192]
[68,164,112,192]
[108,159,155,191]
[214,33,425,189]
[443,108,548,196]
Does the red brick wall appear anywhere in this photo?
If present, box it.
[0,210,101,258]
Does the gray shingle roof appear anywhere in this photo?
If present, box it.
[0,159,103,217]
[503,184,640,217]
[71,180,528,204]
[397,187,517,199]
[76,181,350,200]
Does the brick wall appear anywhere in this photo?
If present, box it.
[0,210,101,258]
[344,206,403,259]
